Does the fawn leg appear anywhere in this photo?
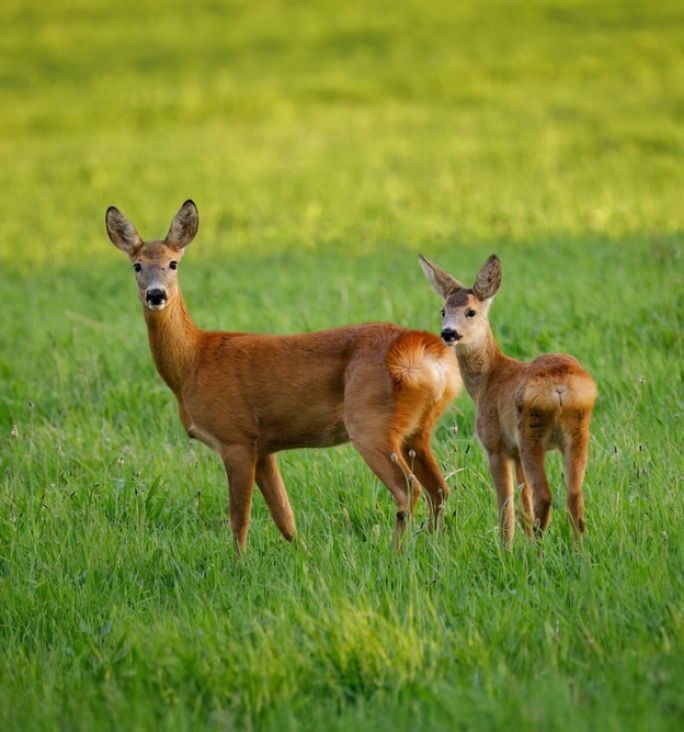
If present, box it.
[487,451,516,548]
[519,441,552,537]
[515,459,535,538]
[562,430,589,539]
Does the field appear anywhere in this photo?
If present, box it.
[1,0,684,729]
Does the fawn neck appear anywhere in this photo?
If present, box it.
[142,293,200,395]
[456,327,506,401]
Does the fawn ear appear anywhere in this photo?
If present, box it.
[419,255,462,297]
[472,254,502,300]
[106,206,143,255]
[166,200,199,249]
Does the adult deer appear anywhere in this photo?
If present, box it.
[419,254,596,547]
[105,200,461,551]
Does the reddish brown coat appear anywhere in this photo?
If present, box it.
[106,201,462,551]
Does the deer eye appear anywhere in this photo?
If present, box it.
[440,308,446,317]
[169,261,178,270]
[466,309,477,318]
[133,262,142,273]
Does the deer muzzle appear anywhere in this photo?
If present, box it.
[440,327,462,345]
[145,287,167,310]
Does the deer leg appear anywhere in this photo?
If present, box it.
[344,369,419,548]
[350,431,415,548]
[221,444,257,554]
[515,459,535,539]
[562,429,589,540]
[399,445,430,523]
[255,453,296,542]
[518,441,552,537]
[398,447,423,519]
[486,451,516,549]
[403,436,449,530]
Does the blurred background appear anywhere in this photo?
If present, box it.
[1,0,683,264]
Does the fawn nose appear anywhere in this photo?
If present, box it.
[441,327,461,344]
[146,288,167,307]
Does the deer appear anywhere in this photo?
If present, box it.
[105,200,462,552]
[419,253,597,548]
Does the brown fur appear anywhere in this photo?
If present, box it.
[420,254,597,547]
[106,202,462,552]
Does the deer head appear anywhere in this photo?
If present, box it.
[105,200,199,311]
[419,254,501,348]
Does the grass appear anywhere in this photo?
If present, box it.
[1,0,684,729]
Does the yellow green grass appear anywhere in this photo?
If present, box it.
[1,1,683,729]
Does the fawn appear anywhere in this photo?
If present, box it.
[105,200,461,551]
[419,254,596,547]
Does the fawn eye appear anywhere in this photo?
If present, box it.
[133,262,142,273]
[440,308,446,317]
[169,261,178,270]
[465,309,477,318]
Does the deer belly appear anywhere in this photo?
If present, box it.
[262,420,350,452]
[255,397,349,450]
[184,404,349,453]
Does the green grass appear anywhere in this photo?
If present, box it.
[1,0,684,729]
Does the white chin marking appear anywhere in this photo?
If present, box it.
[146,301,167,311]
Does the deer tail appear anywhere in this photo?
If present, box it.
[386,331,461,402]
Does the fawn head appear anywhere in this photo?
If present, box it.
[419,254,502,348]
[105,200,199,311]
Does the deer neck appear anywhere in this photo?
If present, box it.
[142,293,200,395]
[455,328,505,402]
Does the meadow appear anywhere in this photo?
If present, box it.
[1,0,683,729]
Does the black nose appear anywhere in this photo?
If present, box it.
[146,288,166,305]
[441,328,461,343]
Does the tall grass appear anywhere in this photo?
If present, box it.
[1,1,683,729]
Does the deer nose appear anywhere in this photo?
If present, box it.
[146,288,167,306]
[441,328,461,344]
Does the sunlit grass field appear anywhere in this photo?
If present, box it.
[1,0,683,729]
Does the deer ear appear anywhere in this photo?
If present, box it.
[105,206,143,255]
[472,255,502,300]
[166,200,199,249]
[418,254,462,297]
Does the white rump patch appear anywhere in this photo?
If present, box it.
[425,358,448,398]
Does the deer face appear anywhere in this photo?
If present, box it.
[129,242,182,310]
[419,254,502,348]
[106,200,199,312]
[438,288,491,347]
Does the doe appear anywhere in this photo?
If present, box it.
[105,200,461,552]
[419,254,596,547]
